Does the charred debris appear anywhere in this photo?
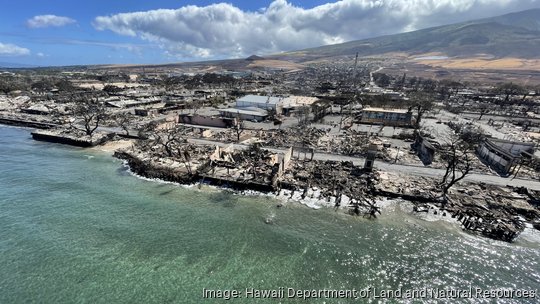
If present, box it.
[1,60,540,242]
[113,123,540,243]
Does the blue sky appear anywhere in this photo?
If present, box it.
[1,0,539,66]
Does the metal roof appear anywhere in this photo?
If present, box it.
[219,107,268,117]
[237,95,283,105]
[363,107,410,114]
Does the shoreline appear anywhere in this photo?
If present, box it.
[91,139,135,154]
[2,124,539,243]
[112,147,540,243]
[3,124,540,303]
[116,153,540,245]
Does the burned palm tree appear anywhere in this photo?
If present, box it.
[175,146,194,175]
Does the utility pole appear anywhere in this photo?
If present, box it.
[352,52,359,105]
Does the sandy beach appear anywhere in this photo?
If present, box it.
[92,139,134,154]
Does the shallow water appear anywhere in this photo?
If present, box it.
[0,126,539,303]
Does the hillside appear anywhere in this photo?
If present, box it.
[0,62,38,69]
[281,8,540,61]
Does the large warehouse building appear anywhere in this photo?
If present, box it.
[235,95,284,111]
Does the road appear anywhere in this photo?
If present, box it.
[188,138,540,191]
[87,127,540,190]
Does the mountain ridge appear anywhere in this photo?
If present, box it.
[280,8,540,61]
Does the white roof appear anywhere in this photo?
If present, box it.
[363,107,409,114]
[219,107,268,117]
[237,95,283,105]
[282,96,318,107]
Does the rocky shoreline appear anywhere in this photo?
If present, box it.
[3,122,536,243]
[113,148,540,243]
[2,119,537,243]
[115,150,198,185]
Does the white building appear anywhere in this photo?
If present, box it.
[218,107,268,122]
[282,96,319,108]
[236,95,284,111]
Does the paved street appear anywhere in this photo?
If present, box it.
[188,138,540,190]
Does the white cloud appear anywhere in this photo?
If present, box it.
[93,0,540,58]
[27,15,76,28]
[62,39,147,54]
[0,42,30,56]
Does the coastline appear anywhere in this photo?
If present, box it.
[2,123,539,243]
[111,144,540,242]
[91,139,135,154]
[3,124,540,304]
[114,149,540,244]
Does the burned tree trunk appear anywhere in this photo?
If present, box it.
[71,97,107,137]
[439,138,473,200]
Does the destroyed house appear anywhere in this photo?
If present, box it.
[360,107,413,127]
[281,96,321,116]
[21,104,50,115]
[412,135,439,165]
[201,145,293,191]
[477,139,535,175]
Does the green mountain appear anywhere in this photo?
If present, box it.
[284,8,540,60]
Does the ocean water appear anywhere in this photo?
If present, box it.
[0,126,539,304]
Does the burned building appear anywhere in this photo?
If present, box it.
[199,144,293,191]
[364,144,378,171]
[360,107,413,127]
[177,114,236,128]
[218,107,268,122]
[412,135,438,165]
[477,138,535,175]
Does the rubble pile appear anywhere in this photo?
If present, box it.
[281,160,381,215]
[259,127,328,148]
[207,129,239,142]
[327,130,370,156]
[202,145,279,186]
[205,129,256,143]
[139,140,212,163]
[118,134,540,242]
[115,143,214,184]
[377,172,540,242]
[442,184,538,242]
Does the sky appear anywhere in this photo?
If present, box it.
[0,0,539,66]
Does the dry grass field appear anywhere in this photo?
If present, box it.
[411,56,540,70]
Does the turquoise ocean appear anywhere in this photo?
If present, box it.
[0,126,539,303]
